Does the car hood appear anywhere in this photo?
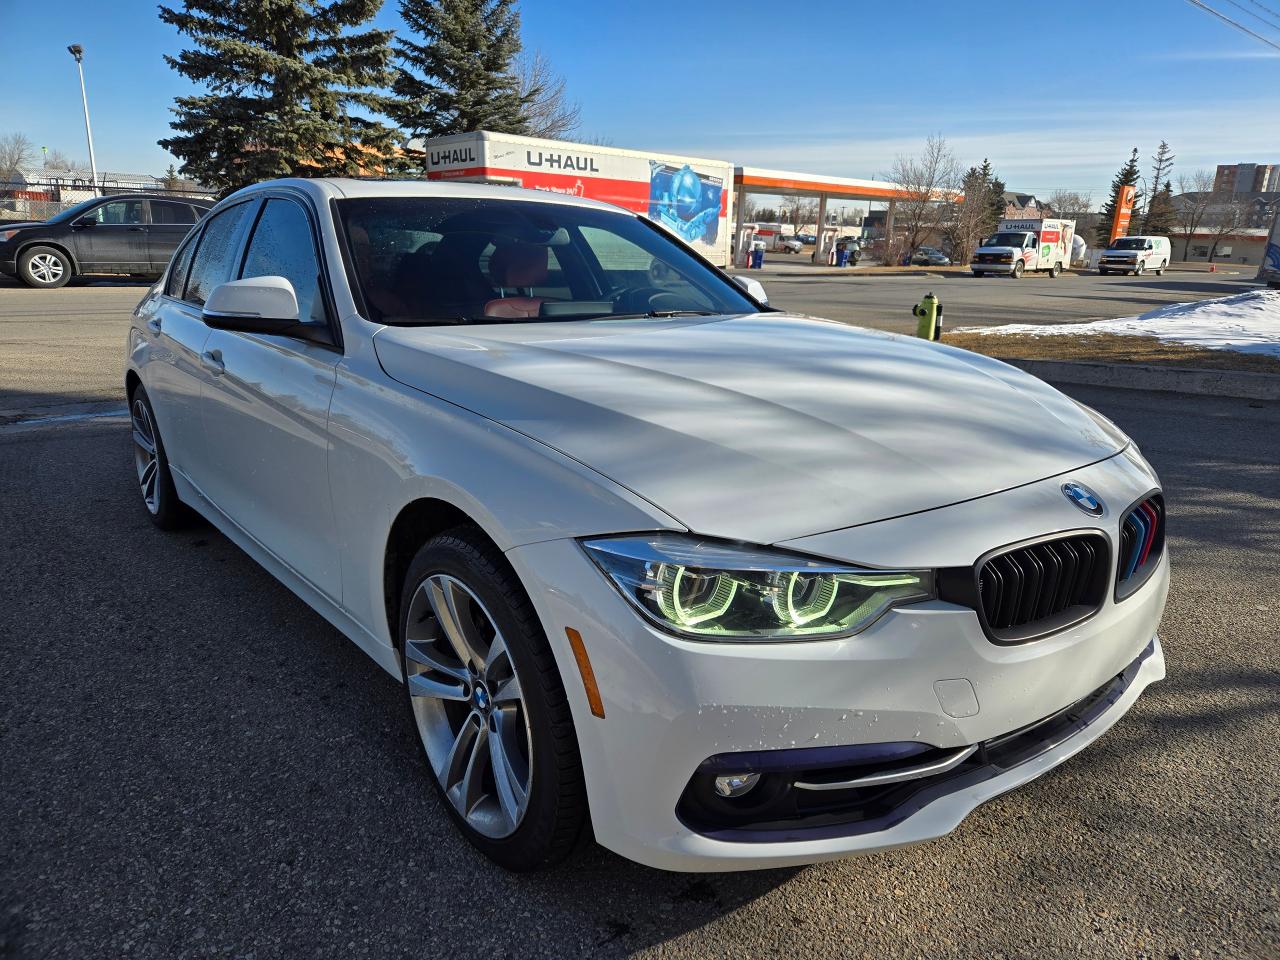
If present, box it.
[976,245,1018,255]
[373,314,1126,543]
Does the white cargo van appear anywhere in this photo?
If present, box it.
[1098,236,1171,276]
[972,219,1075,278]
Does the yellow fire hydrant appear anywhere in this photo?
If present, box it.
[912,292,943,341]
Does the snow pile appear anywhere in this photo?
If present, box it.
[959,289,1280,357]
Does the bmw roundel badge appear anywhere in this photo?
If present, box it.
[1061,481,1104,517]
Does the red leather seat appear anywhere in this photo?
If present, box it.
[484,242,552,319]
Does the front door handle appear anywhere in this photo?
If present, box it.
[128,225,147,232]
[200,349,224,374]
[146,317,162,334]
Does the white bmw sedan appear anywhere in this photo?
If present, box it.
[126,178,1168,873]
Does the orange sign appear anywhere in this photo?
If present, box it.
[1110,184,1136,242]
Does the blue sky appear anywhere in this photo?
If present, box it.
[1,0,1277,201]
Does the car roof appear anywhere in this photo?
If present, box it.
[221,177,635,216]
[88,193,213,205]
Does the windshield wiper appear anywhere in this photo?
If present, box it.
[602,310,722,320]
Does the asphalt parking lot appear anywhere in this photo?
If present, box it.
[758,269,1260,335]
[2,280,1278,958]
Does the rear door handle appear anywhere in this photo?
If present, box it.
[200,349,224,374]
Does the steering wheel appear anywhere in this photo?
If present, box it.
[609,285,671,314]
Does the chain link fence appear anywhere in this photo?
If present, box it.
[0,177,214,222]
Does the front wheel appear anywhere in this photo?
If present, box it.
[1134,262,1145,277]
[17,245,73,288]
[1099,268,1110,276]
[399,527,587,871]
[1011,260,1024,278]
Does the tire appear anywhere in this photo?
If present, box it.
[128,384,190,530]
[972,272,982,278]
[398,526,587,872]
[1048,262,1061,278]
[1156,260,1167,276]
[1099,269,1110,276]
[1011,260,1024,279]
[17,245,73,288]
[1134,262,1145,277]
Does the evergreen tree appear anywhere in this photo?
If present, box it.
[162,163,182,191]
[159,0,399,194]
[391,0,528,148]
[986,174,1007,235]
[1144,181,1177,236]
[1095,148,1143,246]
[1144,140,1175,231]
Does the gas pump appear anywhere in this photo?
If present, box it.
[814,224,841,265]
[734,224,758,269]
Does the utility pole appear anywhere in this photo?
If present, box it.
[66,44,100,195]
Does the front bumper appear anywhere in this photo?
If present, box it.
[0,258,16,278]
[972,261,1015,274]
[505,451,1168,872]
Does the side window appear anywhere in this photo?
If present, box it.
[165,231,199,298]
[150,200,197,226]
[238,198,326,325]
[185,202,253,307]
[89,200,144,225]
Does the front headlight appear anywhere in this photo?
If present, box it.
[0,229,22,243]
[582,534,933,641]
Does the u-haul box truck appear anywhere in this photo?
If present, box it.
[419,131,734,267]
[972,218,1076,278]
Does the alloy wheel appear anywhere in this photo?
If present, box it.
[404,573,533,838]
[29,253,65,284]
[131,398,160,514]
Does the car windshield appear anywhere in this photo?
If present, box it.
[336,196,758,326]
[986,232,1032,247]
[1110,238,1146,250]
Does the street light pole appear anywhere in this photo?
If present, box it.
[66,44,100,196]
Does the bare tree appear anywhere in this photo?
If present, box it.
[516,50,581,140]
[944,165,996,265]
[1204,195,1246,262]
[781,195,818,234]
[1046,190,1092,218]
[42,147,75,169]
[0,132,34,183]
[887,135,961,260]
[1173,169,1216,260]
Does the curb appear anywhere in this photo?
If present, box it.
[995,357,1279,401]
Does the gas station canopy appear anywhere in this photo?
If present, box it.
[734,166,917,202]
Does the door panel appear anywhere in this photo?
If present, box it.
[138,295,213,472]
[146,200,201,272]
[72,199,149,271]
[198,332,341,600]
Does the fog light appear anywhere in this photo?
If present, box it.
[713,772,761,798]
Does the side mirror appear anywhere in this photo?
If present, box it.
[202,275,300,333]
[73,216,96,227]
[732,274,768,305]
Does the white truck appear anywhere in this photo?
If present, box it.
[417,130,734,267]
[1098,236,1171,276]
[971,218,1076,278]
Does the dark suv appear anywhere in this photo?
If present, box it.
[0,193,213,288]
